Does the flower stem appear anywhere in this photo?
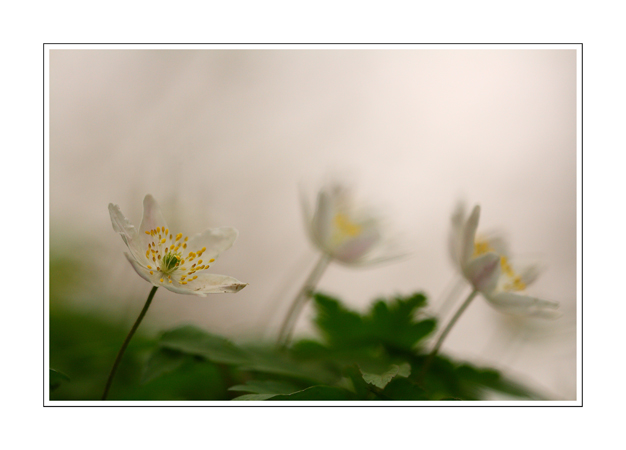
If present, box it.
[101,286,158,400]
[421,289,479,378]
[277,253,331,348]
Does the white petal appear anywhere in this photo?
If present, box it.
[109,203,143,262]
[520,308,562,319]
[333,227,381,264]
[461,205,481,265]
[311,189,334,249]
[186,227,239,261]
[138,195,169,236]
[124,252,159,286]
[517,262,543,287]
[178,273,248,296]
[484,291,559,316]
[463,252,500,292]
[483,232,510,257]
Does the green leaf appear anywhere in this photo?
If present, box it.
[232,393,278,401]
[239,348,335,384]
[367,293,436,350]
[142,347,191,384]
[232,385,355,401]
[158,325,250,365]
[360,363,411,389]
[49,368,70,392]
[270,385,355,400]
[382,378,429,400]
[313,293,366,347]
[229,380,300,395]
[312,292,435,352]
[343,365,372,399]
[456,364,542,399]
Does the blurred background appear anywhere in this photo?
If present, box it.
[49,48,577,400]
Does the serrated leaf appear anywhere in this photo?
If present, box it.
[49,368,69,392]
[229,380,300,395]
[313,293,366,347]
[367,293,436,350]
[360,363,411,389]
[312,292,435,352]
[142,347,191,385]
[158,325,250,365]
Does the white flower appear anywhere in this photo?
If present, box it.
[300,181,402,266]
[108,195,247,295]
[449,203,559,317]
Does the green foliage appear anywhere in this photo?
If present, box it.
[158,326,250,365]
[314,292,436,352]
[232,386,355,401]
[141,291,541,400]
[360,363,411,389]
[49,275,544,400]
[142,348,192,385]
[49,369,70,392]
[229,380,300,395]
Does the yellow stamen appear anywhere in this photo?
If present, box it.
[500,256,527,291]
[473,239,494,257]
[334,213,361,237]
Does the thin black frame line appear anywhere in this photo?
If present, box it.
[43,43,583,407]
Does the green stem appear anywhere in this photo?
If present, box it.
[101,286,158,400]
[421,289,479,378]
[277,253,331,348]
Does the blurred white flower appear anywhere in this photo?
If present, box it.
[108,194,247,295]
[449,203,559,318]
[301,181,402,266]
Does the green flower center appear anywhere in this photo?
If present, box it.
[161,252,180,274]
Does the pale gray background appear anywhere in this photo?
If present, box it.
[50,49,577,399]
